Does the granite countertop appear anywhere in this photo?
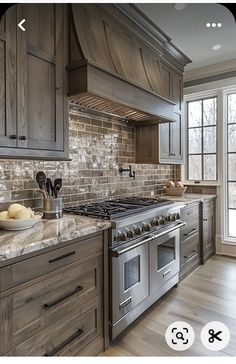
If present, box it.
[165,193,216,205]
[0,215,111,264]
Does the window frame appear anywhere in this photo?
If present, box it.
[224,89,236,242]
[183,90,219,186]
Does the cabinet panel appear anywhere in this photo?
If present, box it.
[27,55,56,148]
[170,114,183,162]
[0,233,103,291]
[202,210,215,263]
[24,4,55,57]
[10,257,102,349]
[17,4,65,152]
[159,122,170,161]
[160,62,171,99]
[172,73,182,113]
[0,4,68,159]
[11,295,102,356]
[0,7,17,147]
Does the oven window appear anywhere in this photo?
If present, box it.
[157,238,175,270]
[124,255,140,290]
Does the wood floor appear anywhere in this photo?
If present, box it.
[102,255,236,356]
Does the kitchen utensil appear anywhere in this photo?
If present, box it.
[0,213,43,231]
[54,178,62,198]
[43,198,63,219]
[46,178,54,198]
[36,171,47,199]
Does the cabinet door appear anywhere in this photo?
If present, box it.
[0,8,17,147]
[170,114,184,163]
[17,4,65,151]
[159,122,170,162]
[172,72,183,113]
[202,210,215,262]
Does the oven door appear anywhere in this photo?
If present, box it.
[111,239,149,324]
[150,228,180,293]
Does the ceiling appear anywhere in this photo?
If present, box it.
[136,3,236,71]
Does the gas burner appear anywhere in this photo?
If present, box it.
[112,197,173,206]
[63,197,174,220]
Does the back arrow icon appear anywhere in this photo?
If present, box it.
[18,19,26,32]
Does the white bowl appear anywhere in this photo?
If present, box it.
[0,213,43,231]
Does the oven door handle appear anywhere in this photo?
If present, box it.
[112,221,186,257]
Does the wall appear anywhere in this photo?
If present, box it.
[0,110,180,211]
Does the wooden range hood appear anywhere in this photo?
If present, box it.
[67,4,191,124]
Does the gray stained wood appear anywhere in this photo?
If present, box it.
[0,4,69,160]
[0,230,109,356]
[102,255,236,357]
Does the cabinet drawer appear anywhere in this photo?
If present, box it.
[11,295,103,356]
[0,233,103,291]
[181,235,199,269]
[1,256,102,350]
[180,217,199,242]
[203,198,215,215]
[181,203,199,221]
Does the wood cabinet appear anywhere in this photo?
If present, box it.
[0,4,69,160]
[0,7,17,148]
[180,202,200,281]
[136,70,184,164]
[201,198,216,264]
[0,230,109,356]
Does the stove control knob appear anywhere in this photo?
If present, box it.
[165,215,171,222]
[176,212,180,220]
[159,217,165,225]
[142,223,151,232]
[135,227,142,235]
[151,218,157,226]
[120,232,127,241]
[170,213,177,221]
[126,229,134,239]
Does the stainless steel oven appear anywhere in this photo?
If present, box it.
[110,221,185,339]
[111,236,150,324]
[150,228,180,293]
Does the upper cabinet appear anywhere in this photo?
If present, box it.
[136,69,184,164]
[0,7,17,148]
[0,4,69,160]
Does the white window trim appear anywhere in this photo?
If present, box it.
[181,83,236,245]
[222,87,236,243]
[182,89,220,186]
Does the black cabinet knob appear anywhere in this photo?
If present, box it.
[19,136,27,141]
[9,135,17,140]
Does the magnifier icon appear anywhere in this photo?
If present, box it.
[176,332,185,340]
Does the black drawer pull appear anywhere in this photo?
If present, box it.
[19,135,27,140]
[45,328,83,356]
[49,251,76,263]
[203,218,208,221]
[43,286,83,308]
[9,134,17,140]
[184,250,197,259]
[184,228,197,237]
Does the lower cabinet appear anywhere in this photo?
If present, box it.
[180,197,216,281]
[180,202,200,281]
[201,199,216,264]
[0,231,109,356]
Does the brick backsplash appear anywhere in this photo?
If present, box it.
[0,109,181,212]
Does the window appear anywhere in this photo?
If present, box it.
[227,92,236,238]
[187,97,217,181]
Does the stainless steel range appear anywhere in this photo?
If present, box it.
[64,197,185,340]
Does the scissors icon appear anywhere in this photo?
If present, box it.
[208,329,222,343]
